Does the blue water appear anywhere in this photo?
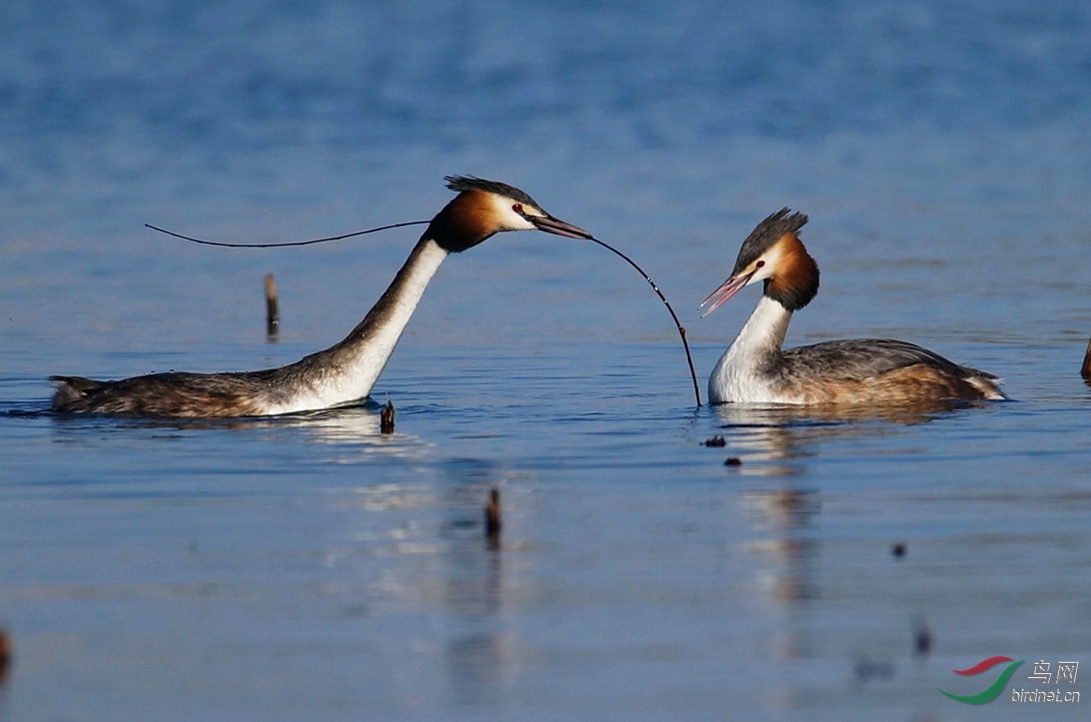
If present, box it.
[2,1,1091,720]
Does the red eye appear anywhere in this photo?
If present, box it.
[756,260,765,268]
[512,203,524,215]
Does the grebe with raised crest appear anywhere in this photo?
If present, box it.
[700,209,1005,405]
[51,176,593,418]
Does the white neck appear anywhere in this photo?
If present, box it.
[708,294,793,404]
[262,238,450,414]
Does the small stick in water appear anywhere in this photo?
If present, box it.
[485,488,502,546]
[0,626,11,685]
[1081,337,1091,380]
[913,615,932,656]
[380,400,395,434]
[264,273,279,338]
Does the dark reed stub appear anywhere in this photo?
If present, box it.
[0,626,11,685]
[380,401,395,434]
[913,616,932,656]
[485,488,502,546]
[724,456,742,466]
[264,273,279,338]
[704,435,726,447]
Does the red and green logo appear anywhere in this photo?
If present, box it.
[939,656,1025,704]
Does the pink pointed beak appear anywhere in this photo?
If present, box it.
[527,212,594,240]
[699,270,757,317]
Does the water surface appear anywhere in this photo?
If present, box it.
[2,1,1091,720]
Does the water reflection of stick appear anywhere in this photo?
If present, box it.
[1082,337,1091,380]
[264,274,279,338]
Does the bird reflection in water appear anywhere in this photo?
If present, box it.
[714,399,978,476]
[49,403,430,462]
[716,400,969,663]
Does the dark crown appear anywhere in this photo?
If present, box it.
[444,175,540,209]
[733,208,809,275]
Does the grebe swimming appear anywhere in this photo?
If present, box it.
[51,176,593,418]
[700,209,1004,405]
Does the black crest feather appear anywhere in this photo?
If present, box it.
[732,208,809,276]
[444,175,540,209]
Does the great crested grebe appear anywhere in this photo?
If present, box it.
[700,209,1005,405]
[51,176,593,418]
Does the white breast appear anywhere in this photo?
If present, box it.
[708,295,794,404]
